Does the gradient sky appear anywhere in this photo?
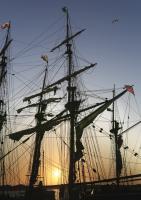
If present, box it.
[1,0,141,185]
[1,0,141,102]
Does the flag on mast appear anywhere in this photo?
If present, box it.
[124,85,135,95]
[1,22,10,29]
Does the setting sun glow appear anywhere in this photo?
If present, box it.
[52,169,61,178]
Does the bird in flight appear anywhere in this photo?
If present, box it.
[112,18,119,23]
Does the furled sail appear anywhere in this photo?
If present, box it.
[9,113,69,141]
[44,63,97,90]
[17,97,62,113]
[23,86,59,102]
[117,134,123,176]
[74,88,128,162]
[23,64,97,102]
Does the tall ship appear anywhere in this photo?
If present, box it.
[0,7,141,200]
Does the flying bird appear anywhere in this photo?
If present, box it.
[112,18,119,24]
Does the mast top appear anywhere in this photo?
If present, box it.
[62,6,68,14]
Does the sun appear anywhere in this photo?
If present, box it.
[52,168,61,178]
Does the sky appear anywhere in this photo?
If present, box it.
[0,0,140,102]
[1,0,141,185]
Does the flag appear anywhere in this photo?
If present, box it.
[124,85,135,95]
[1,22,10,29]
[41,55,48,63]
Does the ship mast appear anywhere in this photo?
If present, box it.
[50,7,85,199]
[0,22,11,187]
[51,8,129,199]
[28,56,48,192]
[113,85,119,185]
[63,7,77,199]
[110,85,121,186]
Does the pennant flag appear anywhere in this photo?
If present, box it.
[124,85,135,95]
[1,22,10,29]
[41,55,48,63]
